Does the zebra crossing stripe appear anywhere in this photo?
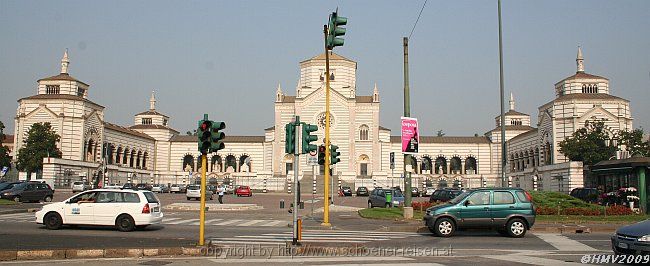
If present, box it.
[257,234,392,240]
[212,219,243,226]
[260,220,286,227]
[162,217,182,223]
[0,213,34,219]
[165,218,199,225]
[237,220,266,226]
[189,218,223,225]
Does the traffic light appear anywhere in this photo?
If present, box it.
[211,121,226,152]
[318,145,326,165]
[326,11,347,50]
[285,123,296,154]
[301,123,318,154]
[198,120,212,154]
[330,144,340,165]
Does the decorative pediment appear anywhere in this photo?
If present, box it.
[24,105,58,120]
[577,105,617,124]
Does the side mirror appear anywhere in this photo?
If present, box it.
[464,200,471,207]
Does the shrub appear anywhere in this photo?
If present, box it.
[562,207,601,216]
[411,201,433,211]
[605,205,634,215]
[535,206,559,215]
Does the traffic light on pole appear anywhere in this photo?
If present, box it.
[285,123,296,154]
[318,145,326,165]
[326,11,347,50]
[198,120,212,154]
[210,121,226,153]
[301,123,318,154]
[330,144,340,165]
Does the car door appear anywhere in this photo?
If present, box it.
[490,191,517,227]
[22,183,37,201]
[458,191,492,228]
[94,191,120,225]
[36,183,49,201]
[63,192,97,224]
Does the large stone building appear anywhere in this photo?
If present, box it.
[11,48,634,193]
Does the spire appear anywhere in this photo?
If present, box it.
[60,49,70,74]
[373,83,379,102]
[509,92,515,110]
[276,83,282,93]
[149,90,156,110]
[576,46,584,73]
[276,83,284,102]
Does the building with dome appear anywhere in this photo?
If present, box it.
[12,48,634,193]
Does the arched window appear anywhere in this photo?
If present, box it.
[129,150,136,168]
[434,157,447,174]
[136,151,142,168]
[115,147,122,164]
[421,157,433,174]
[239,155,251,172]
[182,154,195,172]
[122,148,129,166]
[143,152,148,169]
[465,157,477,174]
[211,155,222,172]
[359,125,369,141]
[450,157,462,174]
[225,155,237,173]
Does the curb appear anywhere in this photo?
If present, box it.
[0,247,203,261]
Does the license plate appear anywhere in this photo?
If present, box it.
[153,207,159,212]
[618,242,628,249]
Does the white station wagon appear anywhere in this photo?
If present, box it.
[35,189,163,231]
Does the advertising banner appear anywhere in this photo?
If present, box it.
[401,117,419,154]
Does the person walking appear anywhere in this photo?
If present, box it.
[217,185,225,204]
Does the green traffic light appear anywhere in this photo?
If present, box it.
[330,144,340,164]
[301,123,318,154]
[285,123,295,154]
[327,12,347,50]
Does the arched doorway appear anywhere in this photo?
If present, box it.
[465,157,477,174]
[239,155,251,172]
[283,154,294,175]
[438,179,448,188]
[358,154,369,176]
[225,155,237,173]
[211,155,222,172]
[450,157,462,174]
[421,156,432,174]
[434,157,447,174]
[182,154,195,172]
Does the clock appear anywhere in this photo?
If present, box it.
[316,112,335,130]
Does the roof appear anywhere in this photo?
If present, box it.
[505,110,528,116]
[390,136,490,144]
[508,128,539,142]
[2,134,13,144]
[280,96,296,103]
[554,93,629,103]
[355,96,374,103]
[490,125,536,133]
[37,73,89,86]
[558,72,608,84]
[592,156,650,171]
[301,52,354,63]
[135,110,169,117]
[264,126,275,131]
[18,94,105,108]
[129,124,179,134]
[104,122,155,141]
[169,135,265,143]
[379,126,391,131]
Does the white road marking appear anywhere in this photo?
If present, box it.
[533,233,598,251]
[208,256,415,263]
[189,218,223,225]
[237,220,266,226]
[212,219,244,226]
[165,218,199,225]
[260,220,286,227]
[483,254,586,266]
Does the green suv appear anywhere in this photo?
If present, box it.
[423,188,535,238]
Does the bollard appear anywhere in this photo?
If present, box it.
[263,178,267,193]
[297,218,302,240]
[280,200,285,209]
[312,179,316,194]
[338,179,342,190]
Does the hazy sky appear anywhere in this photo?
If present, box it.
[1,0,648,136]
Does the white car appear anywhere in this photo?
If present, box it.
[104,184,122,189]
[71,181,91,193]
[424,187,436,196]
[36,189,163,232]
[186,184,213,201]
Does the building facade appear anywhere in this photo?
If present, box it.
[11,48,634,192]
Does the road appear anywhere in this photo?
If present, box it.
[0,191,621,265]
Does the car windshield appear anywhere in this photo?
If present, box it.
[448,191,471,204]
[0,183,15,190]
[11,183,27,190]
[73,181,83,185]
[188,185,200,190]
[393,190,404,197]
[143,192,159,203]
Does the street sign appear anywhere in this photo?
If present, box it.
[307,154,318,166]
[401,117,419,154]
[389,152,395,170]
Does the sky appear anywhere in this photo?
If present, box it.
[1,0,649,136]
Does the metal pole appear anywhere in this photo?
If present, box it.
[199,154,207,245]
[292,117,300,245]
[403,37,412,207]
[322,25,332,227]
[498,0,507,186]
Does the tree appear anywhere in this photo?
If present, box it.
[619,128,650,157]
[15,122,62,177]
[436,130,445,137]
[0,121,10,170]
[559,121,616,166]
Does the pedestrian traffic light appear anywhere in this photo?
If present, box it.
[198,120,212,154]
[285,122,296,154]
[318,145,326,165]
[330,144,340,165]
[211,121,226,152]
[301,123,318,154]
[326,11,347,50]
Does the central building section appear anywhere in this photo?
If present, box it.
[270,52,382,178]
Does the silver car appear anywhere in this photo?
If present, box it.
[71,181,91,193]
[186,184,213,201]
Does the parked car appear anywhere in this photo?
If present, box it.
[429,188,464,203]
[135,183,153,191]
[170,184,185,193]
[0,182,21,194]
[122,183,136,190]
[340,186,353,197]
[423,187,436,197]
[225,185,235,194]
[1,182,54,203]
[423,188,536,238]
[186,184,213,200]
[36,189,163,231]
[235,186,252,197]
[411,187,420,197]
[71,181,91,193]
[104,183,122,190]
[611,219,650,255]
[570,187,601,204]
[368,188,405,208]
[32,179,55,192]
[207,185,217,194]
[356,186,369,196]
[152,184,170,193]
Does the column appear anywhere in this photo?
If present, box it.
[639,167,647,214]
[461,160,465,175]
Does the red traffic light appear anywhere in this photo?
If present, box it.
[318,145,326,152]
[200,121,211,131]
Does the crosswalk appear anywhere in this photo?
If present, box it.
[0,212,288,227]
[210,230,425,247]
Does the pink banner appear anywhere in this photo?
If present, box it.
[401,117,419,154]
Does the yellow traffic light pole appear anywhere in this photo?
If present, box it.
[199,154,207,245]
[322,25,332,227]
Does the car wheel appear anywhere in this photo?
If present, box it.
[44,212,63,230]
[367,201,373,208]
[116,214,136,232]
[506,218,527,238]
[434,217,455,237]
[44,195,53,202]
[13,196,21,203]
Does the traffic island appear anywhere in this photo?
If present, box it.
[0,246,205,261]
[163,203,263,211]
